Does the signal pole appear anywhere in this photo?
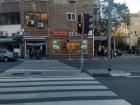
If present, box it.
[107,0,113,71]
[80,12,84,72]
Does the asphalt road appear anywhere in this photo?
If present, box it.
[60,55,140,73]
[0,60,22,72]
[96,77,140,105]
[60,55,140,105]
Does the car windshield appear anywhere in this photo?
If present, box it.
[0,0,140,105]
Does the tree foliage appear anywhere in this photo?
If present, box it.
[99,0,131,35]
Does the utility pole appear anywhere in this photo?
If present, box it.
[80,12,84,72]
[107,0,112,71]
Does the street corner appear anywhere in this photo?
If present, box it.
[110,71,131,77]
[85,69,112,77]
[85,69,131,77]
[126,72,140,78]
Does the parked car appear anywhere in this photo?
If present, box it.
[0,49,18,62]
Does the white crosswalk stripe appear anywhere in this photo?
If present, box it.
[0,76,131,105]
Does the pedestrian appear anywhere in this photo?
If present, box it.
[31,47,35,59]
[35,49,40,60]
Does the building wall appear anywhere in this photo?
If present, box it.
[0,0,94,36]
[0,0,99,58]
[0,25,21,37]
[0,1,20,13]
[129,11,140,47]
[48,0,93,32]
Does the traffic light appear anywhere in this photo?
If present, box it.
[78,14,94,34]
[84,14,94,33]
[67,39,69,42]
[77,22,83,34]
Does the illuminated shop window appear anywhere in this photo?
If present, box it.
[61,42,68,53]
[67,42,80,53]
[25,12,48,22]
[52,40,60,54]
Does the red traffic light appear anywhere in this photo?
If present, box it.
[77,22,83,34]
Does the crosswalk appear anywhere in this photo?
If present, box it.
[0,76,131,105]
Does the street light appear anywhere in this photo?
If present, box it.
[107,0,113,71]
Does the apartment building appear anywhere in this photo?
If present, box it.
[0,0,21,54]
[128,11,140,48]
[0,0,102,59]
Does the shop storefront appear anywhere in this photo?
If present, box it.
[0,37,21,56]
[50,31,92,59]
[24,37,47,58]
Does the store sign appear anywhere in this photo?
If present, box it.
[50,31,88,37]
[27,42,45,46]
[50,31,69,37]
[94,36,107,41]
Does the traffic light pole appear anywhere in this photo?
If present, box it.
[92,30,94,60]
[80,12,84,72]
[68,32,71,60]
[107,0,112,71]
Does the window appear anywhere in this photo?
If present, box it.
[52,40,60,54]
[61,42,67,53]
[66,13,76,21]
[25,12,48,21]
[67,42,80,53]
[0,13,20,25]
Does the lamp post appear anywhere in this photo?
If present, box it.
[107,0,112,71]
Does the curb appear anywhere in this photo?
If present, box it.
[85,69,131,77]
[85,70,111,77]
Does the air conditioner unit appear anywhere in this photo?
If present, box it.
[27,20,35,26]
[37,23,44,28]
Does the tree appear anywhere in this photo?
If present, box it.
[99,0,131,36]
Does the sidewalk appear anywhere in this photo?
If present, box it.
[85,69,131,77]
[0,59,88,78]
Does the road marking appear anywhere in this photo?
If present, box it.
[0,77,94,82]
[0,81,100,86]
[0,76,131,105]
[20,99,131,105]
[6,69,80,72]
[0,91,117,100]
[0,85,108,92]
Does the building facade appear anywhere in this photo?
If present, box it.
[0,0,21,55]
[128,12,140,48]
[0,0,104,59]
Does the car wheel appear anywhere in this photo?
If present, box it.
[3,57,8,62]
